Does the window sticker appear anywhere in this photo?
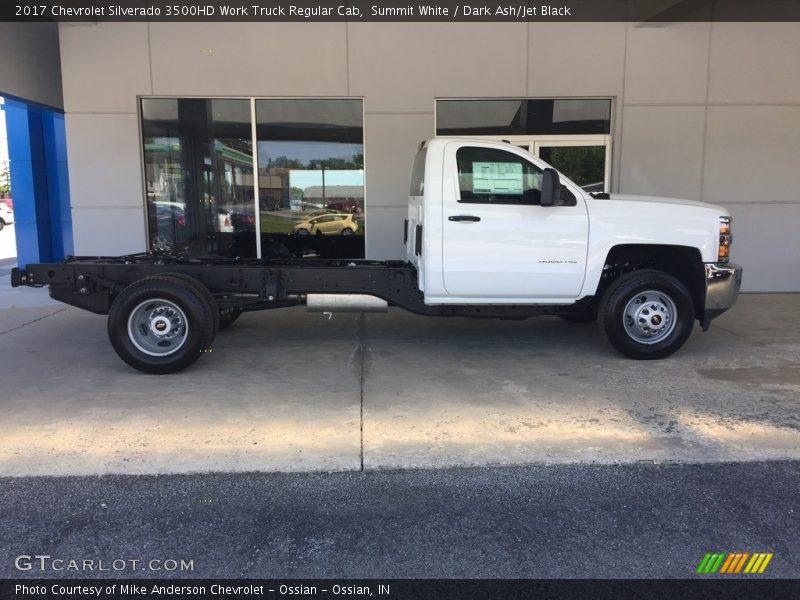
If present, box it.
[472,162,523,194]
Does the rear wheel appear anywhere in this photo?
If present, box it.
[598,269,694,360]
[341,228,354,236]
[148,272,219,336]
[107,276,216,374]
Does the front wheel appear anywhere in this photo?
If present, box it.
[598,269,694,360]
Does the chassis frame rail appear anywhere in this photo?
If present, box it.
[11,253,590,319]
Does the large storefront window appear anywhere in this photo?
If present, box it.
[256,99,364,259]
[141,98,255,257]
[140,97,364,259]
[436,98,612,193]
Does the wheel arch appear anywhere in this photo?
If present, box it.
[599,244,706,321]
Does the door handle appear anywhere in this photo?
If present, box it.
[448,215,481,222]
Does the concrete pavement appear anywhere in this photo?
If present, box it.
[0,293,798,476]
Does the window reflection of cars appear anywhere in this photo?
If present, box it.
[0,201,13,231]
[151,202,185,235]
[152,203,188,247]
[261,195,282,212]
[226,210,256,230]
[217,208,234,233]
[325,199,360,214]
[151,201,234,248]
[294,213,358,236]
[304,208,336,219]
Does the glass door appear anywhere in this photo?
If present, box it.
[535,142,608,193]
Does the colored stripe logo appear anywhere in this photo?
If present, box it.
[696,552,773,574]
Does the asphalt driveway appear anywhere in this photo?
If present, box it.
[1,461,798,579]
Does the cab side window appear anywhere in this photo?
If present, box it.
[456,146,543,205]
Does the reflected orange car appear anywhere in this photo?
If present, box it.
[294,213,358,236]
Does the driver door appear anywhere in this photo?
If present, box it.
[441,142,589,300]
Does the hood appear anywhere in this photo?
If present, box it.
[600,193,728,214]
[584,192,729,264]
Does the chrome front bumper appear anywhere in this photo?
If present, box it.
[702,262,743,330]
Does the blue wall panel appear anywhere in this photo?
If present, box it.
[3,97,72,267]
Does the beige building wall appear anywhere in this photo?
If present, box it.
[59,21,800,291]
[0,23,63,109]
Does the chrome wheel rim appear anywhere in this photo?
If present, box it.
[127,298,189,357]
[622,289,677,345]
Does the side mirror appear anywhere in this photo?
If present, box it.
[540,168,562,207]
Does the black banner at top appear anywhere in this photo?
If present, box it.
[4,0,800,22]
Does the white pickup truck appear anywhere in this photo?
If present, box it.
[405,138,742,359]
[12,137,742,373]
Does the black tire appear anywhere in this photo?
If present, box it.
[219,308,243,330]
[341,228,354,236]
[296,229,310,236]
[559,311,597,323]
[107,276,216,374]
[148,272,220,336]
[598,269,694,360]
[0,219,5,232]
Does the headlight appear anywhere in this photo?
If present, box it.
[718,216,732,263]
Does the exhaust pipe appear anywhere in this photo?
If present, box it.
[306,294,388,313]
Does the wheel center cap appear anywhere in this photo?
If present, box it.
[150,316,171,335]
[635,302,669,333]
